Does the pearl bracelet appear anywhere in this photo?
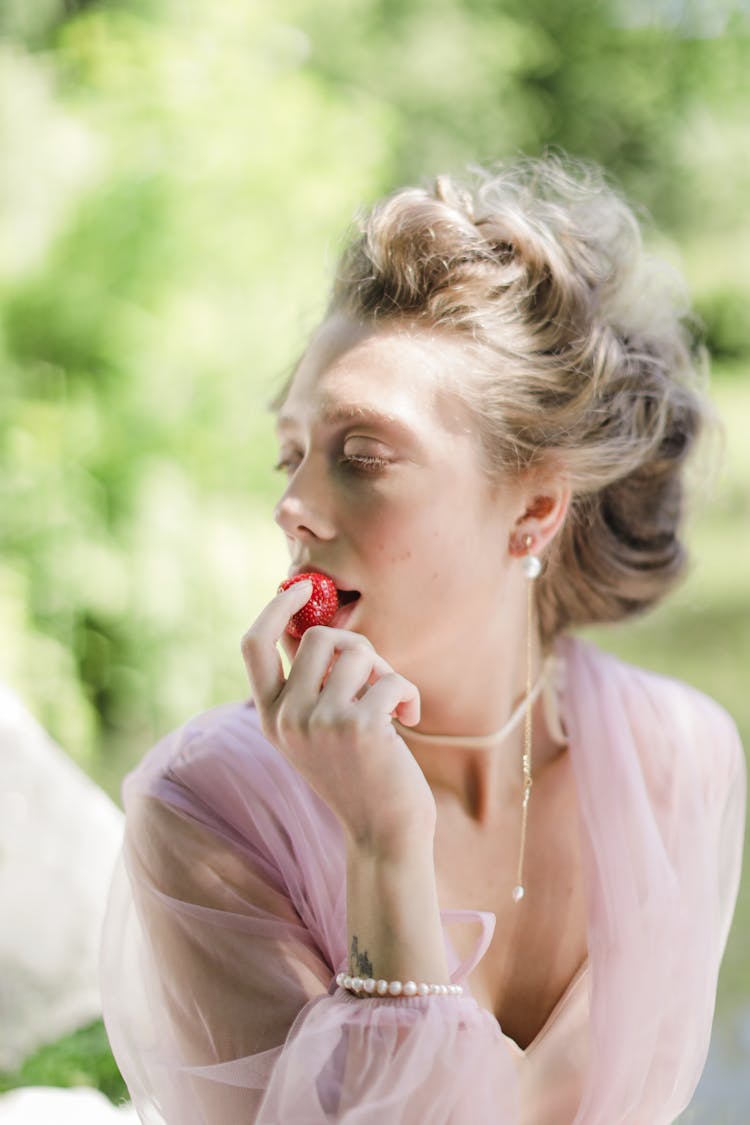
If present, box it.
[336,971,463,997]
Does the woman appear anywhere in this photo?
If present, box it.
[101,157,745,1123]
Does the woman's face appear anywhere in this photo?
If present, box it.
[273,314,527,676]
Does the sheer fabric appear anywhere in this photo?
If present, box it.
[100,637,745,1123]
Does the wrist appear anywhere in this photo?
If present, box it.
[345,837,449,984]
[343,809,436,864]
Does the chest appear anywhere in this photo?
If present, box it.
[434,754,588,1050]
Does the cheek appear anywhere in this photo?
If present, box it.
[348,494,414,554]
[351,483,499,585]
[377,520,458,588]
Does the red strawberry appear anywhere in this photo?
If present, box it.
[278,572,340,638]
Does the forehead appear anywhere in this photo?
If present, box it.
[277,315,474,435]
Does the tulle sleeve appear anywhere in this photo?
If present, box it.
[708,701,746,960]
[560,637,746,1125]
[100,704,520,1124]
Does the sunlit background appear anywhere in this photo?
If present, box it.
[1,0,748,1118]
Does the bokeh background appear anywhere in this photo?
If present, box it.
[1,0,748,1117]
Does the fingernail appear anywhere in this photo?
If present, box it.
[278,578,312,595]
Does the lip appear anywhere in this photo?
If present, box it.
[288,564,360,599]
[289,563,342,585]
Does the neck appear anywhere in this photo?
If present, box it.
[394,640,565,823]
[392,663,548,749]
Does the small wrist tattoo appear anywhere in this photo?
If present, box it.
[350,935,374,978]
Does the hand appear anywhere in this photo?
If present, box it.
[241,581,436,856]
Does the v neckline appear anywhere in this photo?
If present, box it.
[440,915,590,1057]
[441,637,592,1058]
[498,956,590,1057]
[507,636,590,1057]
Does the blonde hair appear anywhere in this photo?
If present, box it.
[299,157,712,641]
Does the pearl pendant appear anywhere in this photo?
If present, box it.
[512,884,525,903]
[521,554,542,579]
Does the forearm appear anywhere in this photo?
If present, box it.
[346,840,450,984]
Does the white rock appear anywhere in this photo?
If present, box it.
[0,1086,139,1123]
[0,683,124,1070]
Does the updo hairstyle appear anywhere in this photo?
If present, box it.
[325,157,711,643]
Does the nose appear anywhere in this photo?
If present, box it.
[273,458,336,543]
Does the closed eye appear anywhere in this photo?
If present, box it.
[338,454,390,473]
[273,453,391,476]
[273,457,301,476]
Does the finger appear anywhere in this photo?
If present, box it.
[241,580,313,705]
[317,646,380,705]
[285,626,392,708]
[356,673,421,727]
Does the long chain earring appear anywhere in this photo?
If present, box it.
[513,534,542,903]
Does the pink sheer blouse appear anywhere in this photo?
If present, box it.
[100,636,745,1123]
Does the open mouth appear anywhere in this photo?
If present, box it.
[331,589,361,630]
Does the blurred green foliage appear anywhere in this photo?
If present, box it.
[0,1019,128,1103]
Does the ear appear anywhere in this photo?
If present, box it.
[508,474,571,558]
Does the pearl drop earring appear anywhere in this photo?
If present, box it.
[520,541,542,579]
[513,533,541,903]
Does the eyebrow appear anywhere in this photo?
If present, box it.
[276,401,411,434]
